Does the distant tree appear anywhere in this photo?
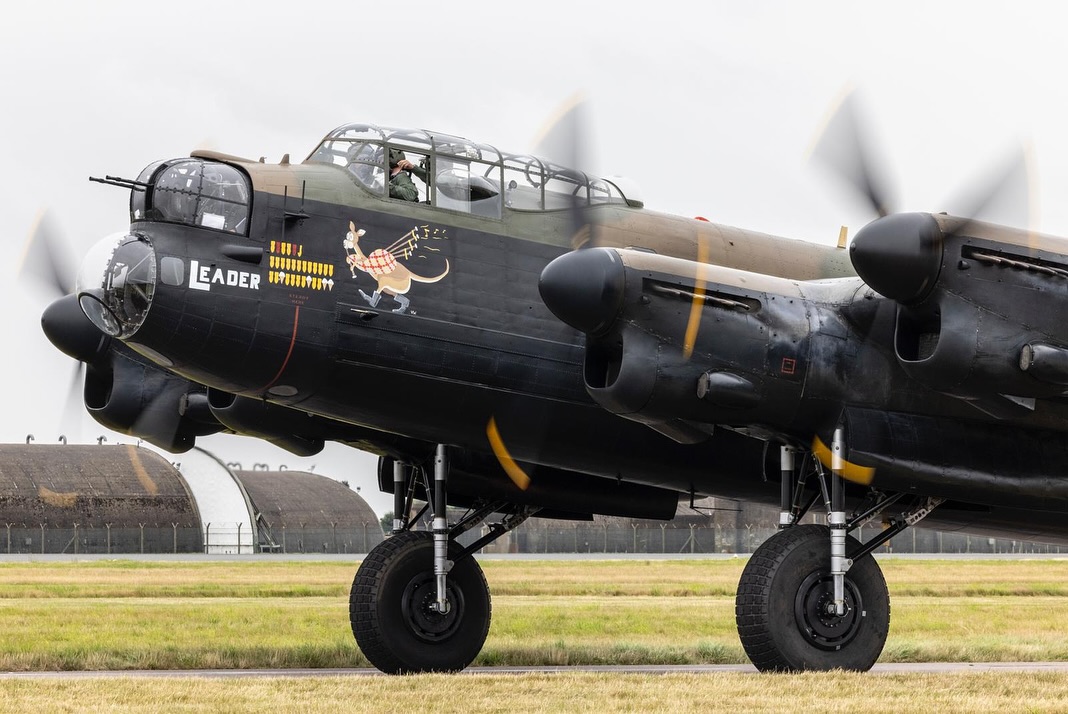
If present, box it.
[379,511,393,533]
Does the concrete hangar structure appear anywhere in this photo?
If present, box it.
[0,444,384,555]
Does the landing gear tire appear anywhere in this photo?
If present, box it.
[350,530,491,674]
[736,524,889,672]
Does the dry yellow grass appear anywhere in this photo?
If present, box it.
[3,672,1068,714]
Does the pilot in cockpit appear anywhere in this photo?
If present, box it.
[388,148,429,202]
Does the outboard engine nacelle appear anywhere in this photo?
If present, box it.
[851,212,1068,399]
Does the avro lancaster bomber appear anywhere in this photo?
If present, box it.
[37,109,1068,673]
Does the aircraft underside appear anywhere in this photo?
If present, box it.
[340,424,1068,673]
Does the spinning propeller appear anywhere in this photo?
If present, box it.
[812,90,1036,305]
[19,211,205,451]
[810,90,1035,482]
[487,97,603,492]
[18,212,110,437]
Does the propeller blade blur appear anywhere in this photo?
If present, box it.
[532,93,591,172]
[59,361,86,442]
[941,142,1035,235]
[532,94,599,246]
[810,90,896,219]
[19,211,76,298]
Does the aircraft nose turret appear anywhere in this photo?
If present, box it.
[76,232,157,338]
[539,248,626,335]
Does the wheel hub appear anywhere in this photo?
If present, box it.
[794,571,865,650]
[400,573,465,643]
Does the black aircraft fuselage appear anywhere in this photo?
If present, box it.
[63,125,1068,540]
[71,128,859,518]
[51,120,1068,673]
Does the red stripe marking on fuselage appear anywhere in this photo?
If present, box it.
[261,305,300,392]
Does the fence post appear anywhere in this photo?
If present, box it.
[237,522,242,555]
[105,523,111,555]
[139,523,145,554]
[205,523,211,554]
[73,523,79,554]
[172,523,178,553]
[40,523,45,554]
[5,524,9,554]
[282,524,287,554]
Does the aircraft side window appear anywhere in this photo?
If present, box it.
[542,168,588,211]
[345,142,386,195]
[197,163,250,232]
[148,160,250,235]
[589,178,620,205]
[503,158,545,210]
[387,148,431,203]
[130,160,163,222]
[432,158,502,219]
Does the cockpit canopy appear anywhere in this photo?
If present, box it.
[131,159,251,234]
[306,123,642,218]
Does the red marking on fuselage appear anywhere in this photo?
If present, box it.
[261,305,300,392]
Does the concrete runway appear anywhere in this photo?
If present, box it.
[4,663,1068,678]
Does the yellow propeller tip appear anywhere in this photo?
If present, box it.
[811,435,875,486]
[486,417,532,491]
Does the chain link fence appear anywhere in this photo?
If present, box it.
[2,521,1062,556]
[2,523,201,555]
[0,522,383,555]
[466,522,1066,556]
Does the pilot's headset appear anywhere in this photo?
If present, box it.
[388,147,407,170]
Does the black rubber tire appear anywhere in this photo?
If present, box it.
[350,531,491,674]
[735,524,889,672]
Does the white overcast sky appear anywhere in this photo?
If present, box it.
[3,1,1068,514]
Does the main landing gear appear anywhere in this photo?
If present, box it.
[350,445,536,673]
[736,435,943,671]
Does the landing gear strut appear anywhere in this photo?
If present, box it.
[736,440,941,671]
[350,446,535,673]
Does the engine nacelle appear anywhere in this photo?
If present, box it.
[891,292,1068,398]
[84,349,222,453]
[853,213,1068,399]
[542,247,835,439]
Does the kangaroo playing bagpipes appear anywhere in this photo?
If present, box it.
[342,220,450,313]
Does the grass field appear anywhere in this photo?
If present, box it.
[3,558,1068,712]
[5,672,1068,713]
[1,558,1068,670]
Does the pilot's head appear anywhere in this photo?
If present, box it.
[388,148,406,169]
